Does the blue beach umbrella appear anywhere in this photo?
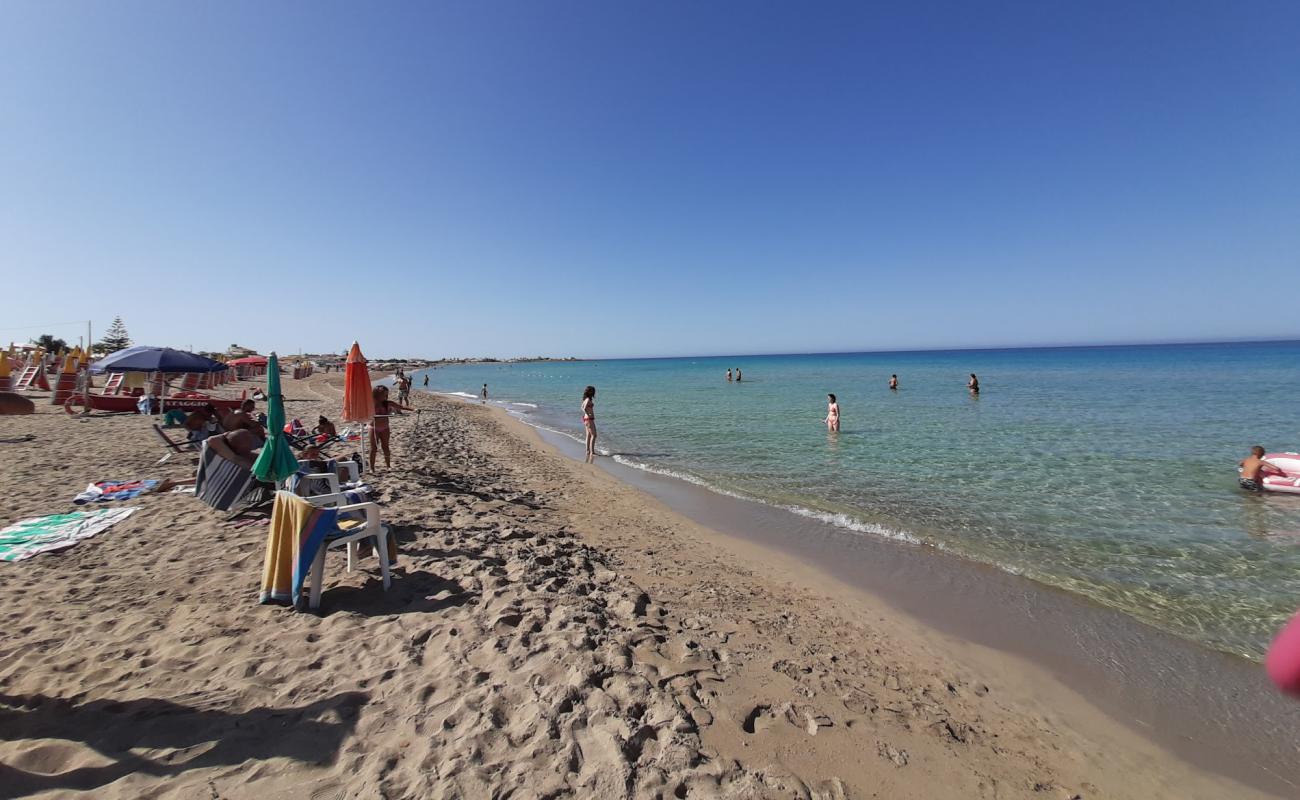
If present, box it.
[252,353,299,484]
[89,346,228,373]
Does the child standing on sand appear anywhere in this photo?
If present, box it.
[582,385,597,457]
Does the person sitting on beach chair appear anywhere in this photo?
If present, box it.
[183,404,223,443]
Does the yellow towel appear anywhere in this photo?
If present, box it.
[258,491,338,605]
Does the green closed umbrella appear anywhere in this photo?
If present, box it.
[252,352,299,484]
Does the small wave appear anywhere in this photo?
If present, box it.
[510,402,539,408]
[608,454,923,545]
[438,391,480,400]
[775,504,924,546]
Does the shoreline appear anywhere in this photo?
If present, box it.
[0,372,1291,797]
[445,390,1300,798]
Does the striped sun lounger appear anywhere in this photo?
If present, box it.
[195,441,274,516]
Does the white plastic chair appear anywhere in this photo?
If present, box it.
[301,492,392,610]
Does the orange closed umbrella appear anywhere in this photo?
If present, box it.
[342,341,374,423]
[342,342,375,469]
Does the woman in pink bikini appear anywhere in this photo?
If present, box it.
[370,385,413,469]
[824,393,840,432]
[582,385,597,458]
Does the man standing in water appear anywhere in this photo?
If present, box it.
[481,384,488,403]
[735,368,742,382]
[889,374,898,390]
[726,368,732,382]
[968,373,980,394]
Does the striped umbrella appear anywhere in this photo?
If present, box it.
[252,352,300,484]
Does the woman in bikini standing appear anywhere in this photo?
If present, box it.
[370,385,413,469]
[582,385,597,458]
[824,393,840,432]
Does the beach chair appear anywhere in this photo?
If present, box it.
[152,424,201,465]
[194,440,274,517]
[261,490,391,610]
[285,460,362,498]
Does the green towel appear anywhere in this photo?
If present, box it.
[0,508,137,562]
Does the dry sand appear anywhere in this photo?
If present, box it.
[0,371,1280,798]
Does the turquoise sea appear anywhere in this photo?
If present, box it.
[415,342,1300,659]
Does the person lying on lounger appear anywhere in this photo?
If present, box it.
[205,429,263,470]
[222,399,266,442]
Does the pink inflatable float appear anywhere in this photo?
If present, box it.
[1259,453,1300,495]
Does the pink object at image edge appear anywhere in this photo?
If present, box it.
[1265,610,1300,695]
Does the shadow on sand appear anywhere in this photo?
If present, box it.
[0,690,368,798]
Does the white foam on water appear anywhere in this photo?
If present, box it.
[609,454,926,547]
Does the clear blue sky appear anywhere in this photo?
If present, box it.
[2,1,1297,359]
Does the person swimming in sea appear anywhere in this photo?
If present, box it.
[824,393,840,432]
[968,373,980,394]
[889,374,898,391]
[1240,446,1282,491]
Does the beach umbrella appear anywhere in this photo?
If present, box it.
[342,342,374,468]
[342,342,374,423]
[252,352,299,484]
[90,346,229,417]
[90,345,228,374]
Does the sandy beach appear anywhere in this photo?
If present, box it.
[0,371,1287,799]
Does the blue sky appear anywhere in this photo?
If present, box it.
[1,1,1297,359]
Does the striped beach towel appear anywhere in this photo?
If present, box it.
[0,508,137,562]
[259,490,340,606]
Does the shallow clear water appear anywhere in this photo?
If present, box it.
[416,342,1300,659]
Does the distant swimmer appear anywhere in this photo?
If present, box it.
[735,368,743,382]
[726,368,733,382]
[824,393,840,432]
[1240,446,1283,491]
[968,373,980,394]
[582,385,598,458]
[889,374,898,391]
[481,384,488,404]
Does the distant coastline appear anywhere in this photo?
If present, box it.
[573,336,1300,363]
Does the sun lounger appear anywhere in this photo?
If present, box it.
[152,424,201,465]
[194,440,274,517]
